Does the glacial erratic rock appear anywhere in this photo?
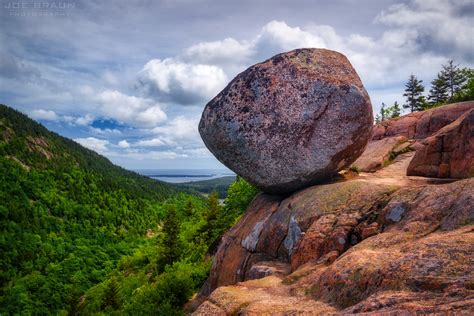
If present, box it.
[199,48,373,194]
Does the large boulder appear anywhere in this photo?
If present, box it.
[199,48,373,194]
[407,108,474,178]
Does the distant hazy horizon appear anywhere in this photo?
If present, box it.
[135,168,235,183]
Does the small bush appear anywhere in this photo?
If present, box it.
[349,165,360,174]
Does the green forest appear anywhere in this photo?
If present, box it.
[0,104,259,315]
[174,176,236,198]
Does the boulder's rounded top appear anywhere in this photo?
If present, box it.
[255,48,364,87]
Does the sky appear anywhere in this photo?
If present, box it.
[1,0,473,170]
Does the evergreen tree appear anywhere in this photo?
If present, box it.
[184,199,194,217]
[380,103,386,121]
[374,113,381,124]
[160,206,181,266]
[199,192,221,242]
[403,75,425,112]
[376,101,401,123]
[103,277,121,310]
[452,67,474,102]
[441,60,467,100]
[390,101,401,118]
[428,73,449,106]
[206,191,221,223]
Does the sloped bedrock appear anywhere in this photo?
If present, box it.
[195,178,474,314]
[205,177,474,299]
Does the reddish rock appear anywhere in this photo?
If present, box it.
[312,225,474,311]
[312,179,474,309]
[199,48,373,194]
[407,108,474,178]
[355,222,380,240]
[245,261,290,281]
[351,135,408,172]
[198,179,396,298]
[372,101,474,141]
[200,193,281,297]
[193,179,474,315]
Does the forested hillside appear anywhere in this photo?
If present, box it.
[174,176,236,198]
[0,104,258,314]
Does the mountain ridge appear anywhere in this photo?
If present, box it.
[0,104,176,200]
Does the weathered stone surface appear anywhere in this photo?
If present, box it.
[407,108,474,178]
[372,101,474,141]
[311,179,474,310]
[197,179,397,299]
[193,276,338,315]
[201,193,281,297]
[351,135,409,172]
[312,226,474,313]
[199,48,373,194]
[245,261,290,281]
[192,178,474,315]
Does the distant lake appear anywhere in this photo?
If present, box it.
[135,169,235,183]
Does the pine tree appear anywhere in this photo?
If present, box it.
[391,101,401,118]
[205,191,220,228]
[374,113,381,124]
[403,75,425,112]
[428,73,449,106]
[380,103,386,121]
[184,198,194,217]
[452,68,474,102]
[441,60,467,100]
[199,192,221,242]
[160,206,181,266]
[378,101,401,122]
[103,277,121,309]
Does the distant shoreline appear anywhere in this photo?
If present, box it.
[135,169,235,183]
[149,174,215,178]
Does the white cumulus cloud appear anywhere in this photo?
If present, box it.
[96,90,167,128]
[74,137,109,154]
[135,138,167,147]
[29,109,59,121]
[150,116,200,143]
[117,140,130,148]
[138,58,227,105]
[184,38,253,65]
[252,20,327,60]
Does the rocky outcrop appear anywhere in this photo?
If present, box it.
[195,49,474,314]
[199,48,373,194]
[192,178,474,315]
[351,135,411,172]
[200,179,397,296]
[372,101,474,141]
[353,101,474,175]
[407,108,474,178]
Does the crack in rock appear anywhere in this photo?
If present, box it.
[283,216,302,256]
